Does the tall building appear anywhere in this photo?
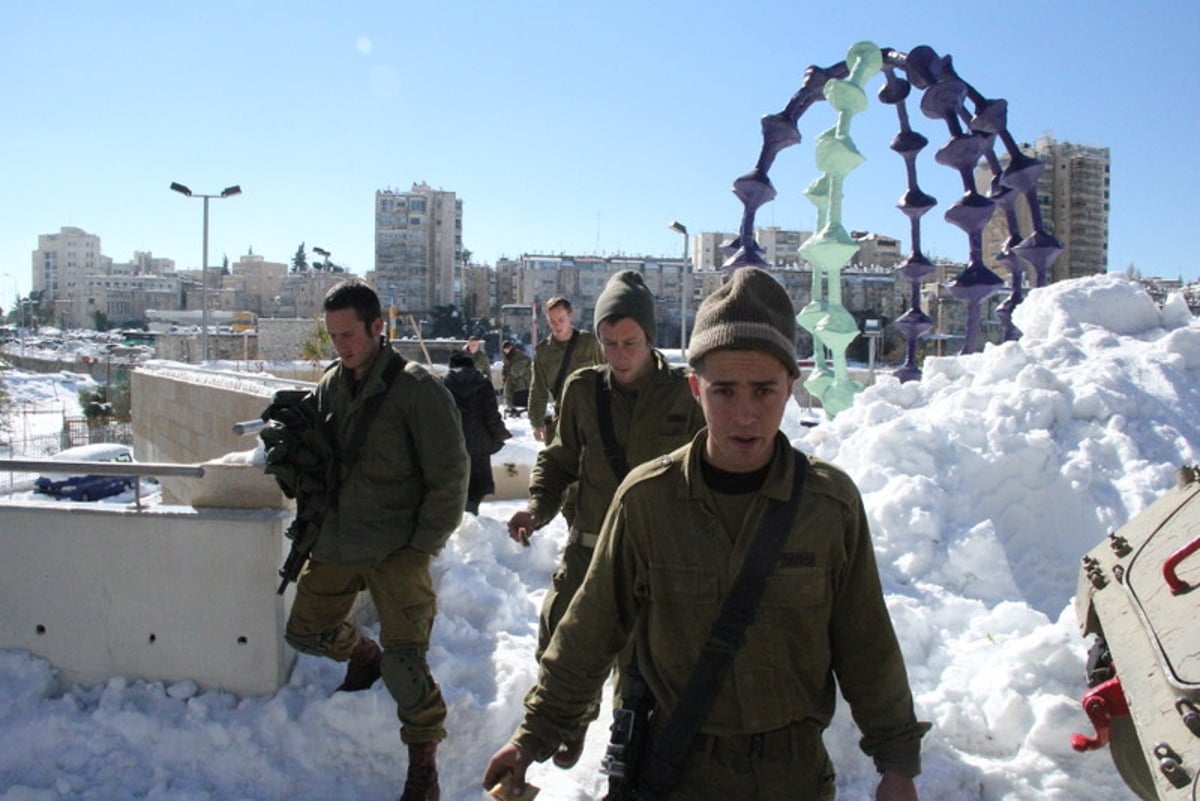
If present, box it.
[372,182,462,313]
[979,135,1110,282]
[32,226,107,302]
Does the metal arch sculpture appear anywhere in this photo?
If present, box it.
[720,41,1063,416]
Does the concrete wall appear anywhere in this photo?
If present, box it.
[0,501,293,696]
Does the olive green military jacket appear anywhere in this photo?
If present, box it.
[527,351,704,536]
[502,348,532,393]
[465,346,492,379]
[312,345,469,565]
[516,431,926,777]
[527,329,604,425]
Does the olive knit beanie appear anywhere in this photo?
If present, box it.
[594,270,657,343]
[688,267,799,377]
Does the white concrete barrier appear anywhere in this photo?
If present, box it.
[0,501,293,696]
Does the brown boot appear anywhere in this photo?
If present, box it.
[335,636,382,693]
[399,741,440,801]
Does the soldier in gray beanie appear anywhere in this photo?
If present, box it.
[594,270,657,343]
[687,266,799,377]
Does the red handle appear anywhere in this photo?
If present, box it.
[1071,676,1130,752]
[1163,535,1200,595]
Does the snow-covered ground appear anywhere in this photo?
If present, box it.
[2,272,1196,800]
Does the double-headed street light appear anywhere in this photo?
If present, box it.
[313,246,331,269]
[669,220,690,359]
[170,182,242,362]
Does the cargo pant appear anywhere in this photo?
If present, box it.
[658,721,837,800]
[285,547,447,744]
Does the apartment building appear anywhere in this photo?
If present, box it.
[979,135,1111,282]
[373,182,462,313]
[33,226,108,302]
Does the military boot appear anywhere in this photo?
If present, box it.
[335,636,382,693]
[399,741,440,801]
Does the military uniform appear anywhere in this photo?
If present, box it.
[285,344,469,744]
[462,345,492,382]
[514,431,926,798]
[527,350,704,660]
[501,346,532,410]
[527,329,604,440]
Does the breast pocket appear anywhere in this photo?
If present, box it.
[763,553,828,608]
[647,562,720,606]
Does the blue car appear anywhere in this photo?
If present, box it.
[35,443,136,501]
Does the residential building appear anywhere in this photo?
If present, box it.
[373,182,463,313]
[228,253,287,316]
[33,227,108,302]
[979,135,1110,282]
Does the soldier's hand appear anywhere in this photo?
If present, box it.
[483,743,532,797]
[507,510,538,547]
[876,770,919,801]
[532,426,546,443]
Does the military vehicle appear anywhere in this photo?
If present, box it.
[1073,465,1200,799]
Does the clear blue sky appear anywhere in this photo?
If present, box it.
[2,0,1196,301]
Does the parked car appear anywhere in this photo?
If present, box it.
[34,443,135,501]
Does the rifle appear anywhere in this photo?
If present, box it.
[602,657,656,801]
[256,388,334,595]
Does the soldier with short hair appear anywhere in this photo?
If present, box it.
[284,279,468,801]
[486,268,927,800]
[527,296,604,443]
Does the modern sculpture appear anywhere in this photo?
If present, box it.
[721,42,1063,416]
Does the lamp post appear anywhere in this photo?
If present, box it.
[669,220,690,358]
[313,246,331,270]
[170,182,242,363]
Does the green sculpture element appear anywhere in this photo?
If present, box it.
[796,41,881,417]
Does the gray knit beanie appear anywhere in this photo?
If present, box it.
[688,267,799,377]
[594,270,656,343]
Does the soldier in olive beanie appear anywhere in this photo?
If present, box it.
[687,267,799,377]
[594,270,656,343]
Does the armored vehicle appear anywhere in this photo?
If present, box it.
[1073,465,1200,799]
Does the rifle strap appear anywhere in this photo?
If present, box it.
[595,369,630,482]
[639,449,808,796]
[340,351,404,468]
[550,329,580,401]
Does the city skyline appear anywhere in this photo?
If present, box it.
[2,1,1195,300]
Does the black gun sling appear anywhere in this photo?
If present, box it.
[338,353,404,470]
[550,330,580,402]
[638,449,808,797]
[594,370,630,482]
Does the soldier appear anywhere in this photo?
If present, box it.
[462,336,493,380]
[485,268,927,800]
[284,279,468,801]
[527,296,604,443]
[500,340,532,416]
[506,270,705,770]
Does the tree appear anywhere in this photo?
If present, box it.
[301,317,331,365]
[221,255,231,276]
[428,304,464,338]
[91,310,110,331]
[292,243,309,273]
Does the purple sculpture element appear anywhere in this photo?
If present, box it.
[724,44,1063,385]
[879,66,936,381]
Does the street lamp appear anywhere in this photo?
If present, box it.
[313,246,331,269]
[170,181,242,362]
[669,220,690,359]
